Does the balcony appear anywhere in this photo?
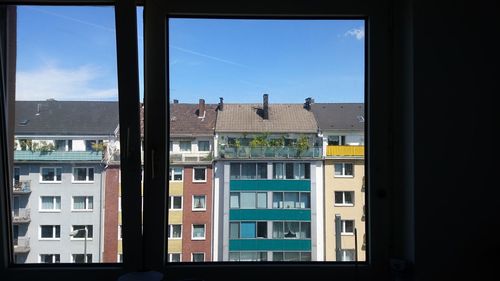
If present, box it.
[326,145,364,157]
[218,145,322,159]
[13,180,31,194]
[13,237,30,253]
[12,208,31,224]
[14,150,103,162]
[169,152,213,164]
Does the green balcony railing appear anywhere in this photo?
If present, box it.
[14,150,103,161]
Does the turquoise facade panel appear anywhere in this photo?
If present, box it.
[230,180,310,191]
[14,151,103,161]
[229,239,311,251]
[230,209,310,221]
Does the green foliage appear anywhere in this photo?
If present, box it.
[295,135,310,154]
[249,133,270,148]
[91,142,106,152]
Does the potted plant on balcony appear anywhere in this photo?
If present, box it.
[295,135,310,157]
[250,133,269,157]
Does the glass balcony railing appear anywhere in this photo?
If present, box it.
[12,208,31,224]
[14,150,103,161]
[326,145,364,157]
[169,151,213,163]
[13,237,30,253]
[13,180,31,194]
[219,145,322,159]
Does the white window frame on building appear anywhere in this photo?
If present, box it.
[39,167,62,183]
[70,225,93,240]
[71,254,92,263]
[169,167,183,181]
[72,167,95,183]
[39,196,61,212]
[334,163,354,177]
[334,191,355,206]
[192,167,207,182]
[39,225,61,240]
[340,220,355,235]
[192,195,207,211]
[168,253,182,262]
[71,196,94,211]
[191,224,206,240]
[197,140,210,152]
[167,224,182,239]
[179,141,191,152]
[39,254,60,264]
[168,196,182,210]
[191,253,205,262]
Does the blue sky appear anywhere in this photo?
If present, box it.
[16,6,364,104]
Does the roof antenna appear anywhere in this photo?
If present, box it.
[36,104,41,116]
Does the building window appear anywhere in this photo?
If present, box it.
[272,222,310,239]
[272,252,311,262]
[328,135,346,145]
[192,253,205,262]
[192,195,206,211]
[231,221,267,239]
[169,167,183,181]
[118,254,123,263]
[341,220,355,235]
[71,254,92,263]
[168,253,181,262]
[39,254,60,264]
[272,192,310,209]
[13,167,20,184]
[340,249,356,261]
[273,163,310,179]
[229,252,268,261]
[230,163,267,179]
[168,224,182,239]
[334,163,354,177]
[230,192,268,209]
[39,196,61,211]
[193,167,207,182]
[198,140,210,151]
[335,191,354,206]
[180,141,191,151]
[170,141,173,152]
[168,196,182,210]
[70,225,93,239]
[118,225,122,240]
[72,167,94,182]
[40,225,60,239]
[192,224,206,240]
[40,167,62,183]
[54,140,72,151]
[72,196,93,211]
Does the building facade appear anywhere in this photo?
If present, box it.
[311,103,366,261]
[213,96,324,261]
[12,100,119,263]
[168,100,216,262]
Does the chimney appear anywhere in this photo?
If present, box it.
[173,99,179,104]
[218,97,224,111]
[198,98,206,117]
[263,94,269,119]
[304,97,313,111]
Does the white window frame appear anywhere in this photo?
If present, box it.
[197,140,210,152]
[71,196,94,211]
[71,254,92,263]
[39,196,61,212]
[179,141,192,152]
[39,167,62,183]
[72,167,95,183]
[340,249,356,262]
[118,225,122,240]
[191,252,205,262]
[192,195,207,211]
[169,167,183,181]
[334,163,354,177]
[341,220,355,235]
[70,225,93,240]
[168,253,182,262]
[117,254,123,263]
[39,225,60,240]
[168,224,182,239]
[192,167,207,183]
[191,224,206,240]
[39,254,60,264]
[118,196,121,212]
[334,191,355,206]
[168,196,183,210]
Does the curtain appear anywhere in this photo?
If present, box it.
[273,163,284,179]
[272,222,283,238]
[230,193,239,208]
[73,197,85,209]
[240,192,256,209]
[41,197,54,209]
[257,192,267,208]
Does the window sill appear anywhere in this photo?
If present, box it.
[334,176,354,178]
[191,238,206,240]
[71,209,94,212]
[39,210,62,213]
[39,238,61,241]
[71,181,94,184]
[192,208,206,212]
[334,204,354,207]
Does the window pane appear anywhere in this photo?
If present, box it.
[273,193,283,208]
[257,222,267,238]
[241,163,256,179]
[230,223,240,239]
[240,192,256,209]
[230,193,240,209]
[230,163,241,179]
[240,222,256,238]
[257,192,267,209]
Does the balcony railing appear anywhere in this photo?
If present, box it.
[14,150,103,161]
[326,145,364,157]
[219,145,322,159]
[13,180,31,194]
[13,237,30,253]
[12,208,31,224]
[169,152,213,163]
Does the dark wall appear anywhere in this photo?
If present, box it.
[413,1,498,280]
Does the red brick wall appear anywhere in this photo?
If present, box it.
[103,165,119,262]
[182,165,213,261]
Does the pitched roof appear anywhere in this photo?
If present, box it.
[15,101,119,136]
[169,103,217,137]
[311,103,364,131]
[215,104,318,133]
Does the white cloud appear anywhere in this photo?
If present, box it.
[16,64,117,101]
[345,27,365,40]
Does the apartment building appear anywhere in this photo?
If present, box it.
[12,100,119,263]
[213,96,324,261]
[311,103,365,261]
[168,99,217,262]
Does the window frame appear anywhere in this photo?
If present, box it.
[168,196,183,210]
[192,195,207,211]
[191,224,206,240]
[192,166,207,183]
[0,0,401,280]
[39,225,61,240]
[39,167,62,183]
[71,196,94,212]
[334,163,354,178]
[70,225,94,240]
[39,196,62,212]
[71,167,95,183]
[334,191,355,206]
